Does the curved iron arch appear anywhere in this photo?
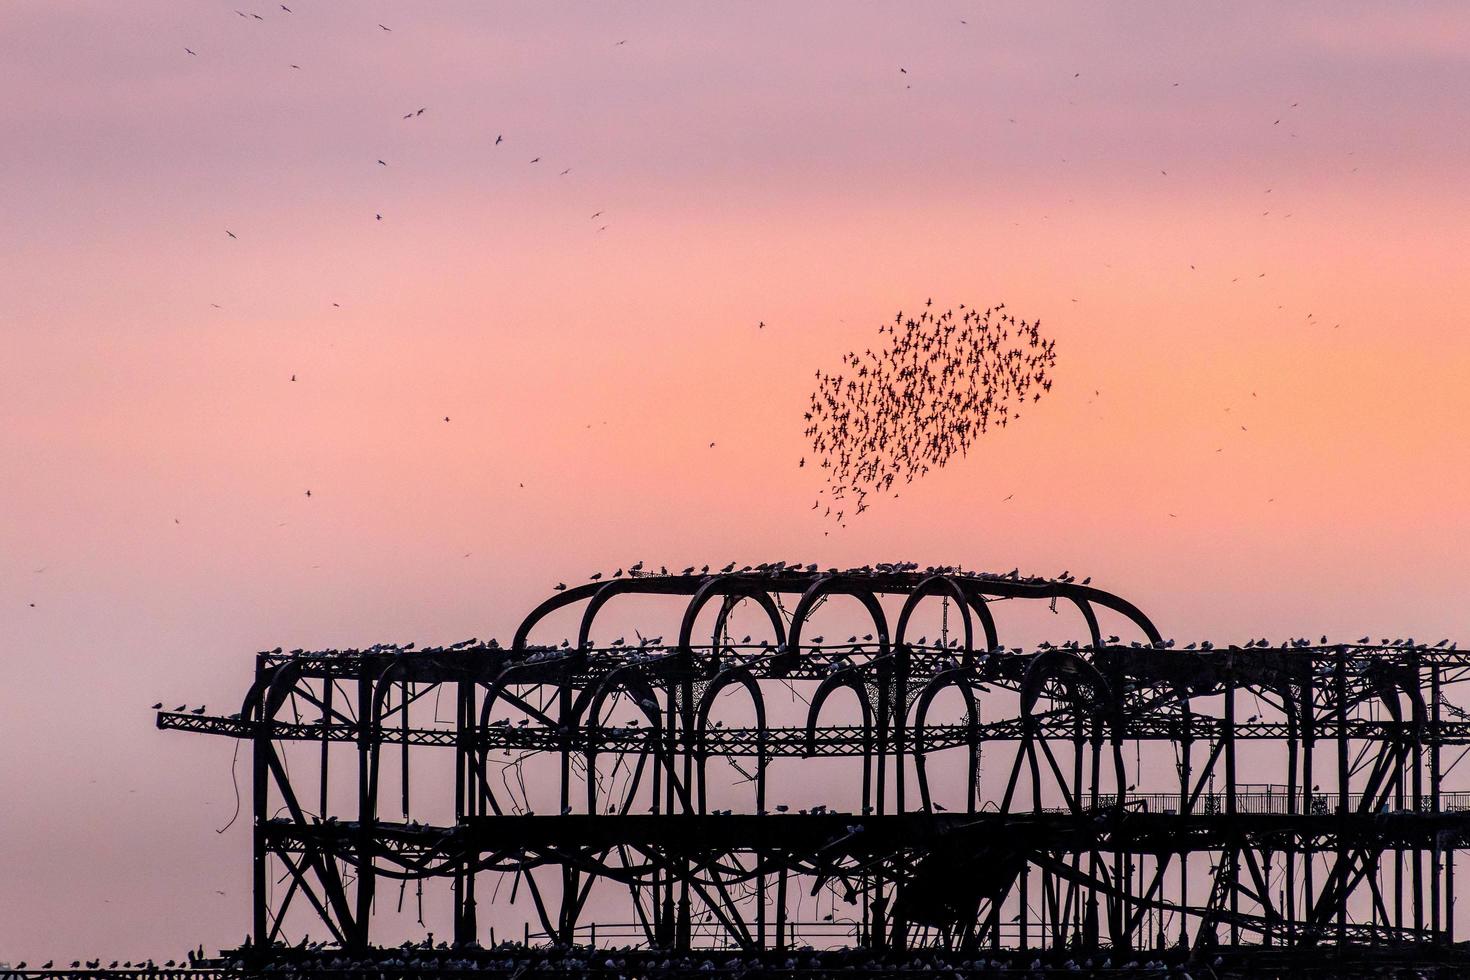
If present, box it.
[678,576,788,670]
[910,666,984,813]
[895,575,976,662]
[961,579,1160,646]
[573,664,686,817]
[513,577,700,651]
[474,659,566,816]
[1014,649,1127,818]
[784,575,891,672]
[694,666,769,814]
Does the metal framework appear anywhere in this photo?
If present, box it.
[160,566,1470,957]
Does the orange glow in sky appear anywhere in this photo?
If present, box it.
[2,0,1469,958]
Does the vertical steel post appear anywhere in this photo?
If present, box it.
[320,677,332,819]
[1178,696,1192,948]
[1285,663,1298,945]
[1412,648,1424,938]
[1302,660,1315,940]
[355,669,375,949]
[1335,646,1349,943]
[252,654,268,950]
[1224,659,1238,946]
[1432,662,1443,937]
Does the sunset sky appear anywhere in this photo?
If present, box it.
[3,0,1470,960]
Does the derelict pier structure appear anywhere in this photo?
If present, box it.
[160,566,1470,959]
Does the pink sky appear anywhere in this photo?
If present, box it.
[3,0,1470,961]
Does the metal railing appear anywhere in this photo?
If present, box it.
[1090,785,1470,815]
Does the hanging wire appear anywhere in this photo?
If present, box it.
[216,738,243,834]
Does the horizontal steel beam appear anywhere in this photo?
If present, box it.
[159,710,1470,751]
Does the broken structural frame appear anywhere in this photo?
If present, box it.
[159,567,1470,954]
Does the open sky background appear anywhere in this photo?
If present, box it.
[3,0,1470,961]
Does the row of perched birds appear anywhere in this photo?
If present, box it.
[1051,637,1460,652]
[8,947,206,971]
[559,560,1087,587]
[159,625,1455,675]
[805,301,1058,521]
[153,633,1463,718]
[237,639,506,659]
[217,941,1204,977]
[153,633,1460,680]
[560,558,823,585]
[148,561,1459,716]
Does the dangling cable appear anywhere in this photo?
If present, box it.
[216,739,243,834]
